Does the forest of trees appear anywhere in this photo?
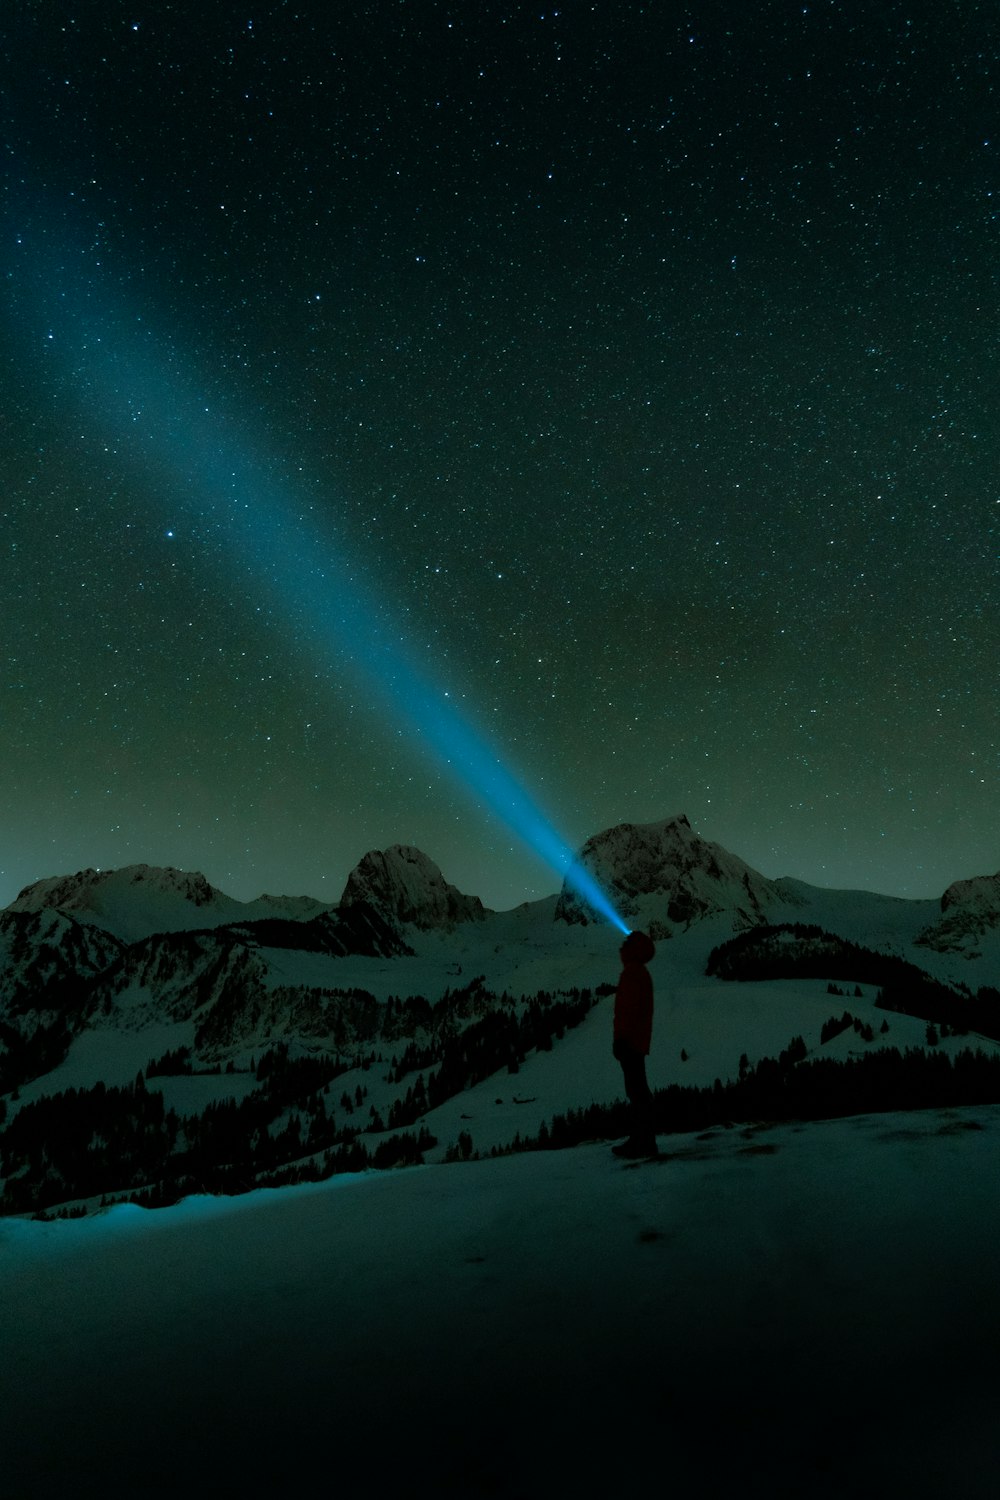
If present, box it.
[0,1015,74,1095]
[384,985,599,1128]
[0,1074,182,1214]
[493,1041,1000,1160]
[706,924,1000,1039]
[0,984,600,1216]
[6,945,1000,1217]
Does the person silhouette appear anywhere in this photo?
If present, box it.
[611,930,657,1158]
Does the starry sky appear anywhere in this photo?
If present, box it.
[2,0,997,911]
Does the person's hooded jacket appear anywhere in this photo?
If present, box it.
[613,931,655,1056]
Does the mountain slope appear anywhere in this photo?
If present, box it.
[7,865,331,944]
[0,910,125,1019]
[917,872,1000,959]
[4,818,999,1204]
[555,813,805,934]
[340,845,489,930]
[2,1110,999,1500]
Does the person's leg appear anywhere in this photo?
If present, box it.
[619,1049,656,1151]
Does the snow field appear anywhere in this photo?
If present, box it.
[3,1105,1000,1499]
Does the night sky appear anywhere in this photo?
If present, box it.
[2,1,997,911]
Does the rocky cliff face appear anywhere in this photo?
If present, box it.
[0,909,129,1091]
[0,908,125,1024]
[339,846,489,930]
[0,889,410,1086]
[58,900,410,1059]
[555,814,800,935]
[916,872,1000,956]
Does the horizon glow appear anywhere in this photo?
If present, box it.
[12,249,629,932]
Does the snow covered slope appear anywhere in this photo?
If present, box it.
[555,813,806,934]
[2,1109,999,1499]
[6,864,332,943]
[3,819,999,1191]
[4,818,1000,1497]
[0,908,124,1020]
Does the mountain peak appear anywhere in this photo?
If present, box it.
[12,863,216,910]
[917,870,1000,954]
[555,815,797,934]
[339,845,489,930]
[6,864,234,943]
[940,871,1000,914]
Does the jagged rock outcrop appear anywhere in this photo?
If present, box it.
[916,872,1000,956]
[0,883,411,1084]
[0,909,129,1091]
[555,814,801,934]
[339,846,489,930]
[84,901,411,1056]
[0,908,125,1024]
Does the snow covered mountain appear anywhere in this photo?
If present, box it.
[7,864,331,944]
[0,873,408,1090]
[82,902,413,1058]
[4,816,1000,1223]
[339,844,490,930]
[3,821,996,1092]
[0,908,125,1015]
[555,813,805,934]
[4,838,999,1473]
[917,872,1000,958]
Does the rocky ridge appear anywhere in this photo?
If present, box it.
[339,845,489,931]
[7,865,330,945]
[555,814,804,935]
[917,871,1000,956]
[3,822,997,1095]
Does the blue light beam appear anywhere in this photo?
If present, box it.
[10,241,629,931]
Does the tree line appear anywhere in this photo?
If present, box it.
[0,985,600,1215]
[706,923,1000,1039]
[491,1042,1000,1160]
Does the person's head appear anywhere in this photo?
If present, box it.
[619,929,655,965]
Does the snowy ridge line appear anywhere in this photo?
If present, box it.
[3,815,999,1222]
